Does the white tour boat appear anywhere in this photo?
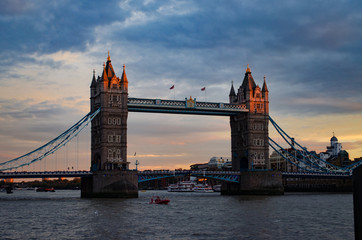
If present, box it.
[193,184,214,193]
[167,181,195,192]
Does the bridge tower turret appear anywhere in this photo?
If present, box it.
[230,65,270,171]
[229,81,236,103]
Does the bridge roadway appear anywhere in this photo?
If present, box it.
[127,97,248,116]
[0,170,352,181]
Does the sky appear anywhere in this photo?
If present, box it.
[1,0,362,171]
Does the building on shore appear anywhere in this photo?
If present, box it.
[208,156,231,170]
[190,163,209,171]
[319,134,352,168]
[189,157,232,171]
[270,134,353,172]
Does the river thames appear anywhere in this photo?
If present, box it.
[0,190,353,240]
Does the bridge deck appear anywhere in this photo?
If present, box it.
[128,98,248,116]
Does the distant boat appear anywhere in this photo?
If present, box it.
[167,181,195,192]
[193,184,214,193]
[149,196,170,205]
[36,187,55,192]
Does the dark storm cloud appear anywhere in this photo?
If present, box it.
[113,1,362,106]
[1,0,362,116]
[0,0,126,54]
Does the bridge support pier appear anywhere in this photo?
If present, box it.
[221,171,284,195]
[81,170,138,198]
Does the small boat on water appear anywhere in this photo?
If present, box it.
[149,196,170,205]
[36,187,55,192]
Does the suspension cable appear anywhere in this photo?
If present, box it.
[0,108,100,171]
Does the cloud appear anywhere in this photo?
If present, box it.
[2,0,362,169]
[0,98,84,140]
[0,0,35,15]
[0,0,125,55]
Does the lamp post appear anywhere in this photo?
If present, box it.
[135,160,139,171]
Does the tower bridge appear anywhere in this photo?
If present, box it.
[2,53,362,197]
[83,53,276,197]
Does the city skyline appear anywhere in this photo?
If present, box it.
[1,0,362,171]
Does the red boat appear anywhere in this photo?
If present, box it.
[149,196,170,205]
[36,187,55,192]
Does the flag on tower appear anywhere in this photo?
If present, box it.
[201,87,206,91]
[170,85,175,90]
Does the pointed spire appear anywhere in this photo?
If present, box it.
[102,62,108,81]
[229,80,236,96]
[104,53,115,79]
[120,64,128,91]
[91,69,97,87]
[262,75,269,92]
[121,64,128,82]
[241,64,256,91]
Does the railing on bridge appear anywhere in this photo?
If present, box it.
[128,97,247,116]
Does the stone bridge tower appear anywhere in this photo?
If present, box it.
[229,65,270,171]
[90,53,129,171]
[82,53,138,198]
[224,65,283,195]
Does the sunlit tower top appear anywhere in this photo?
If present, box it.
[229,64,270,170]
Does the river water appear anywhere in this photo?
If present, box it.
[0,190,354,240]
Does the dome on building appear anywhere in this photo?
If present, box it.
[330,136,338,142]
